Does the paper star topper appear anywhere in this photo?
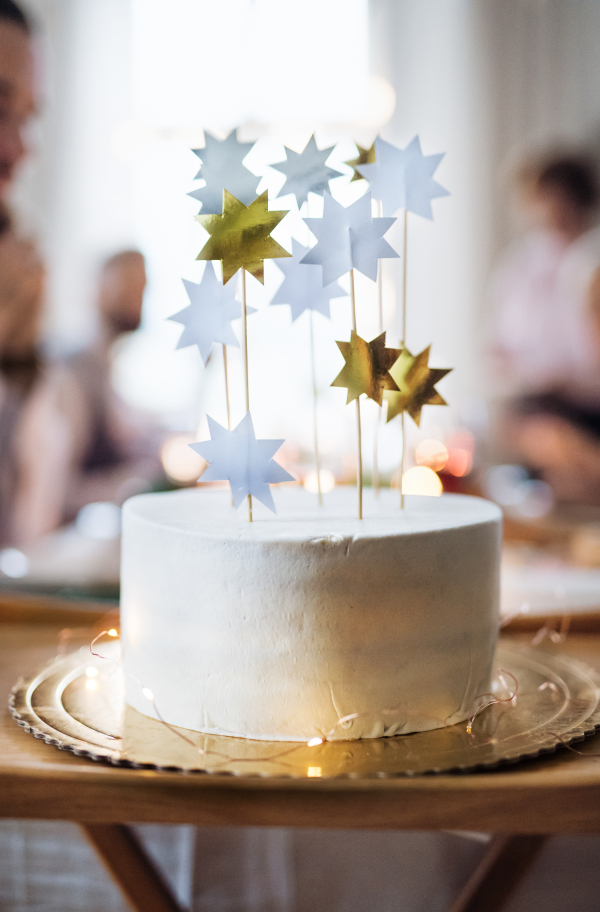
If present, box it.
[168,263,256,365]
[331,331,401,406]
[271,134,344,207]
[384,345,452,425]
[357,135,450,219]
[188,130,260,214]
[190,412,294,513]
[301,191,398,285]
[195,190,291,284]
[345,141,376,182]
[270,239,346,321]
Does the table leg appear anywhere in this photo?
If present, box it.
[80,823,186,912]
[446,834,548,912]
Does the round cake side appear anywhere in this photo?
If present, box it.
[120,488,502,742]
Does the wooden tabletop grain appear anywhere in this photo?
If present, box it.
[3,595,600,834]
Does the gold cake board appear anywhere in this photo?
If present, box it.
[10,643,600,778]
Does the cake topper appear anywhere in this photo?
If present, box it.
[301,191,397,284]
[269,238,346,507]
[345,141,376,183]
[355,135,450,508]
[332,331,400,406]
[195,190,291,284]
[188,130,261,214]
[169,264,255,365]
[301,194,398,519]
[384,345,452,426]
[356,135,449,219]
[190,413,294,513]
[343,139,386,493]
[271,134,344,207]
[270,239,345,322]
[354,136,449,499]
[195,188,291,521]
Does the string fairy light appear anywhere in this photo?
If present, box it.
[83,629,594,772]
[88,631,451,758]
[466,669,519,735]
[86,632,489,753]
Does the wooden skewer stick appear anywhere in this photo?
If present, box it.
[373,198,384,498]
[349,268,362,520]
[401,209,408,346]
[309,309,323,506]
[400,209,408,510]
[400,412,405,510]
[241,268,252,523]
[305,196,322,506]
[222,342,234,508]
[222,344,231,431]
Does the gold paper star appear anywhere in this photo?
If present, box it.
[195,190,291,284]
[384,345,452,426]
[331,331,401,405]
[345,142,376,182]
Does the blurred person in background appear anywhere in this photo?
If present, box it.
[64,249,163,518]
[488,152,600,503]
[0,0,75,546]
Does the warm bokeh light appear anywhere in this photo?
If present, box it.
[415,439,449,472]
[307,766,323,778]
[401,466,443,496]
[108,628,119,637]
[86,679,98,691]
[307,737,323,747]
[142,687,154,701]
[85,666,99,678]
[446,448,473,477]
[161,433,207,484]
[304,469,336,495]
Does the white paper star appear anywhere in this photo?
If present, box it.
[271,134,344,208]
[301,191,398,285]
[191,413,294,513]
[188,130,261,214]
[269,239,346,321]
[357,135,450,219]
[168,263,255,365]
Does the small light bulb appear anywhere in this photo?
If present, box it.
[86,679,98,691]
[307,737,323,747]
[307,766,322,778]
[108,628,118,638]
[142,687,154,701]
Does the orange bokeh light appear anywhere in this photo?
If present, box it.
[415,439,449,472]
[446,448,473,477]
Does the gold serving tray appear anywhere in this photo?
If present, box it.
[10,643,600,778]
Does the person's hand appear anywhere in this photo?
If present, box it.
[0,231,45,357]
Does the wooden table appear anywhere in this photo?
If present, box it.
[3,596,600,912]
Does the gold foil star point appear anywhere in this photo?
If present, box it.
[332,331,401,406]
[345,142,376,182]
[384,345,452,426]
[195,190,291,284]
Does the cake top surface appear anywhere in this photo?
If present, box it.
[124,487,501,543]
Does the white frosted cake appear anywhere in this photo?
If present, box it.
[120,488,501,742]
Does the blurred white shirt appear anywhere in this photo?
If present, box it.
[488,226,600,403]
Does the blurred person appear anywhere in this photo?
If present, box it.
[488,152,600,502]
[65,249,162,516]
[0,0,76,545]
